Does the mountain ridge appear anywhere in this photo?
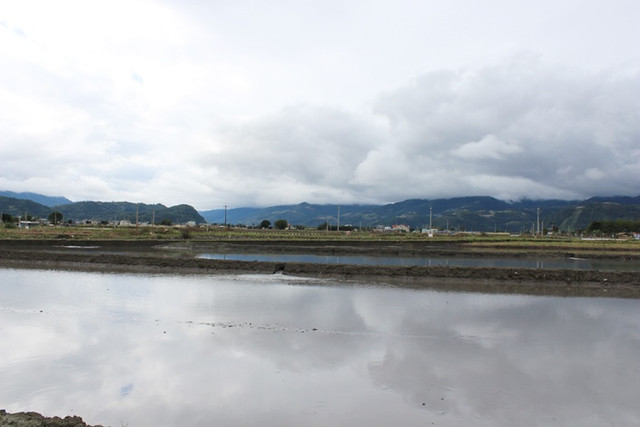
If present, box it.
[0,195,204,224]
[200,195,640,232]
[0,191,72,207]
[2,192,639,231]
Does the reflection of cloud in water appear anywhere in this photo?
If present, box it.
[367,296,640,425]
[1,268,639,426]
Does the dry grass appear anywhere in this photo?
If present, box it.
[1,224,639,253]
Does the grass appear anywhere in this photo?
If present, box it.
[2,225,639,260]
[1,223,639,248]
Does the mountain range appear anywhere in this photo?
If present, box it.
[200,196,640,232]
[0,193,204,225]
[0,191,72,207]
[2,191,639,232]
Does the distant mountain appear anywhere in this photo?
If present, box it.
[545,201,640,232]
[199,196,640,232]
[200,197,524,229]
[0,191,72,207]
[200,202,376,227]
[582,195,640,205]
[0,196,205,224]
[0,196,52,219]
[58,201,205,224]
[3,191,639,231]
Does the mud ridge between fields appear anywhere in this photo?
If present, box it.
[1,247,639,298]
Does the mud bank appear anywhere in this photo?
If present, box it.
[4,238,640,258]
[1,245,638,298]
[0,409,102,427]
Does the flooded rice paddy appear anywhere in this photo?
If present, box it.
[1,267,639,426]
[48,244,640,271]
[197,252,640,271]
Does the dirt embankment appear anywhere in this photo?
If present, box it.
[1,239,639,298]
[0,409,102,427]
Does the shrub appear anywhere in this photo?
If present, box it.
[274,219,288,230]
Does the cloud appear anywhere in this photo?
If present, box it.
[358,55,640,201]
[453,135,522,160]
[191,105,387,206]
[1,2,639,209]
[1,49,638,208]
[192,56,639,207]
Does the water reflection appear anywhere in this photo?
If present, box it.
[1,268,639,426]
[197,252,640,271]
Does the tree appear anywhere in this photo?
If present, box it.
[274,219,288,230]
[259,220,271,229]
[2,213,15,223]
[48,211,63,225]
[160,218,172,226]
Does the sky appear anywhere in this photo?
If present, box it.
[1,0,639,210]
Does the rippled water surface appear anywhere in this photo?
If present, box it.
[1,268,639,426]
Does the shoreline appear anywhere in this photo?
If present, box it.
[1,243,639,298]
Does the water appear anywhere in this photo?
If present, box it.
[49,244,640,271]
[1,267,639,426]
[197,252,640,271]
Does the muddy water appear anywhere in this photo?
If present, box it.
[1,268,639,426]
[36,244,640,271]
[197,252,640,271]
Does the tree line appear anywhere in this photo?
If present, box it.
[586,220,640,234]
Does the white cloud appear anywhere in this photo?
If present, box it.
[453,135,522,160]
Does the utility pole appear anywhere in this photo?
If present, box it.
[224,205,227,228]
[337,206,340,232]
[537,207,540,237]
[136,204,139,229]
[430,206,432,230]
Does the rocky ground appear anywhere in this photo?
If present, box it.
[0,410,102,427]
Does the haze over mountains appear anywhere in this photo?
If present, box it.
[2,191,639,232]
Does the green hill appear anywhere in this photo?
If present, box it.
[0,196,51,219]
[0,196,205,224]
[59,201,205,224]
